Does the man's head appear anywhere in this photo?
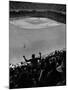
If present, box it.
[32,54,35,59]
[39,52,41,55]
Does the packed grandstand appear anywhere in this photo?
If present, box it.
[9,49,66,89]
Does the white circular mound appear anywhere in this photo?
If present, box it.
[10,17,61,29]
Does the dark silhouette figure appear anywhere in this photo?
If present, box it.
[23,52,42,69]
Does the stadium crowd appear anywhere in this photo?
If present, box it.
[9,49,66,89]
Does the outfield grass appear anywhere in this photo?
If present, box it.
[9,17,66,64]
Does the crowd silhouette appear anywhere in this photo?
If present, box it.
[9,49,66,89]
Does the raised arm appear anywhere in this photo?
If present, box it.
[39,52,42,60]
[23,56,28,62]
